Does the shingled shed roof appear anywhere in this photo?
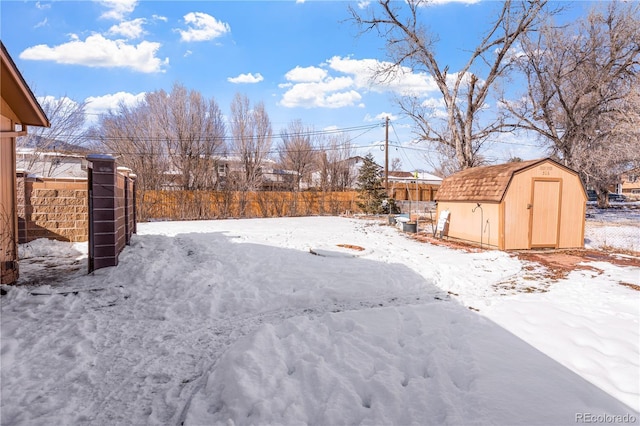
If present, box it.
[436,159,546,202]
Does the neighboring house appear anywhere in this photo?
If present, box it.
[16,147,89,178]
[1,41,50,284]
[217,156,298,191]
[619,167,640,199]
[160,156,298,191]
[388,171,443,185]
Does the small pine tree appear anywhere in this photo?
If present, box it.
[356,153,388,214]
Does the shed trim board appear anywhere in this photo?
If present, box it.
[436,158,586,251]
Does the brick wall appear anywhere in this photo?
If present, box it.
[16,172,88,243]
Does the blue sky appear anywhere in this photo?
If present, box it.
[1,0,591,171]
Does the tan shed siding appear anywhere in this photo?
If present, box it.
[437,201,500,248]
[503,171,535,250]
[558,173,586,248]
[437,159,586,251]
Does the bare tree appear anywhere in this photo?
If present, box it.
[317,133,356,191]
[391,157,402,172]
[147,83,226,190]
[95,101,169,191]
[278,119,316,191]
[504,1,640,206]
[95,83,226,191]
[17,96,87,176]
[349,0,550,171]
[229,93,273,191]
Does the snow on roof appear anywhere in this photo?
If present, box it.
[388,170,443,184]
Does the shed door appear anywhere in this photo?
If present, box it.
[530,179,562,248]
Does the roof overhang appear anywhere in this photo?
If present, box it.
[1,41,50,128]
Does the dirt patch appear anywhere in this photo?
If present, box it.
[411,233,481,253]
[336,244,365,251]
[408,230,640,291]
[514,249,640,272]
[620,282,640,291]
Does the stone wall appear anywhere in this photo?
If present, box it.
[16,172,88,243]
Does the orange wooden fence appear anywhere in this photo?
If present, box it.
[137,190,363,221]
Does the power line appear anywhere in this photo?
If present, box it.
[32,122,383,144]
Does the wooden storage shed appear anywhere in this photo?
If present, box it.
[1,41,50,284]
[435,158,587,250]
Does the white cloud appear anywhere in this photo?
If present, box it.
[85,91,146,119]
[178,12,230,42]
[421,97,448,119]
[325,91,364,108]
[445,71,485,91]
[152,14,168,22]
[35,2,51,10]
[98,0,138,20]
[34,18,48,29]
[37,95,80,110]
[279,56,439,109]
[107,18,146,39]
[227,73,264,84]
[280,77,361,109]
[19,34,168,73]
[357,1,371,9]
[364,112,399,122]
[285,66,327,83]
[326,56,437,95]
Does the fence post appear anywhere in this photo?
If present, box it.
[86,154,118,273]
[15,170,29,244]
[130,173,137,237]
[117,167,136,245]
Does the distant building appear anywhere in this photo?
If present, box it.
[619,167,640,199]
[160,156,298,191]
[16,147,88,178]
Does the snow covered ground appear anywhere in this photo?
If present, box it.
[1,216,639,425]
[585,205,640,252]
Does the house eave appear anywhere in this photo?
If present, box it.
[1,41,50,128]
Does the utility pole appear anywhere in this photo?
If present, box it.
[384,116,389,195]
